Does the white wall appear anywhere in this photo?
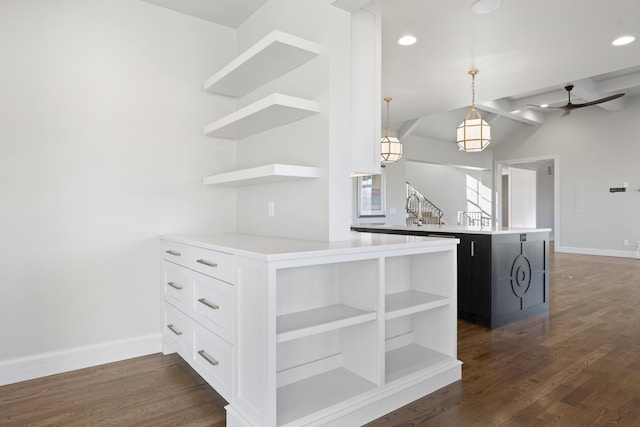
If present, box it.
[353,134,493,226]
[494,96,640,257]
[227,0,357,241]
[404,134,493,170]
[405,136,493,227]
[406,162,492,225]
[0,0,236,381]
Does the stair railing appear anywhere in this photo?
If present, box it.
[405,183,445,225]
[457,211,491,227]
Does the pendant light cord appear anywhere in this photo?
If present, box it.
[469,70,478,110]
[384,97,392,137]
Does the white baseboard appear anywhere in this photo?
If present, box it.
[0,333,162,386]
[556,246,640,259]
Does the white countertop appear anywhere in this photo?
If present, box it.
[162,231,459,261]
[351,224,551,235]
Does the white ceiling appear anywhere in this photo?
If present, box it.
[383,0,640,146]
[141,0,640,147]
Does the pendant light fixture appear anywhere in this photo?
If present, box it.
[456,69,491,152]
[381,97,402,162]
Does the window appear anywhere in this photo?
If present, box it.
[358,169,386,217]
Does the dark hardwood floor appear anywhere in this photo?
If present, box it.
[2,249,640,426]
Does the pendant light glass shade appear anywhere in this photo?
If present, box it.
[456,70,491,152]
[381,98,402,162]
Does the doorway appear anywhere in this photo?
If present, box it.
[502,166,537,228]
[495,156,558,242]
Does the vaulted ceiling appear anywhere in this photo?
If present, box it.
[141,0,640,148]
[383,0,640,147]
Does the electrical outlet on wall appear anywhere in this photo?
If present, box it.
[268,201,275,217]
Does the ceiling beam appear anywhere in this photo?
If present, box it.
[398,118,422,139]
[511,90,567,111]
[479,100,544,126]
[597,71,640,93]
[331,0,375,12]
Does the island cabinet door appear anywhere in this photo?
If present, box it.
[456,235,472,314]
[469,235,492,320]
[492,232,548,328]
[456,234,491,326]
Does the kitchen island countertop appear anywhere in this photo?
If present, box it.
[351,223,551,236]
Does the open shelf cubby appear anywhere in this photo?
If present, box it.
[277,367,376,426]
[385,290,450,320]
[385,305,457,383]
[276,322,379,426]
[276,304,376,343]
[385,344,456,384]
[384,251,453,307]
[275,259,380,424]
[204,30,321,97]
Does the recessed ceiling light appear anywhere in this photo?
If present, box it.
[471,0,502,14]
[397,35,417,46]
[540,104,549,108]
[612,35,636,46]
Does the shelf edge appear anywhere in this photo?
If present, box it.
[202,164,321,186]
[204,30,322,96]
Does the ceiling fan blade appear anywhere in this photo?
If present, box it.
[529,90,624,112]
[566,92,625,108]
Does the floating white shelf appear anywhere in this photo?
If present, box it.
[277,367,376,426]
[385,290,450,320]
[276,304,377,343]
[385,344,456,384]
[204,30,321,97]
[203,93,320,140]
[202,164,320,187]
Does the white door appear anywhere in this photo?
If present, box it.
[509,167,536,228]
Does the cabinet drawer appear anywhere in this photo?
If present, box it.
[192,323,232,402]
[190,246,233,283]
[192,272,234,343]
[162,240,190,267]
[163,303,192,359]
[162,261,192,312]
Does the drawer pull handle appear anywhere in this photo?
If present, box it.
[167,324,182,336]
[198,298,220,310]
[165,250,181,256]
[167,282,183,290]
[197,350,219,366]
[196,259,218,268]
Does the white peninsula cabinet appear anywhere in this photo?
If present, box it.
[160,232,461,426]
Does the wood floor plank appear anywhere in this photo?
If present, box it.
[1,250,639,426]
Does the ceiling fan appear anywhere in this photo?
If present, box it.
[532,84,625,115]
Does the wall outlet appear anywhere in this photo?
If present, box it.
[624,240,629,246]
[268,201,275,217]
